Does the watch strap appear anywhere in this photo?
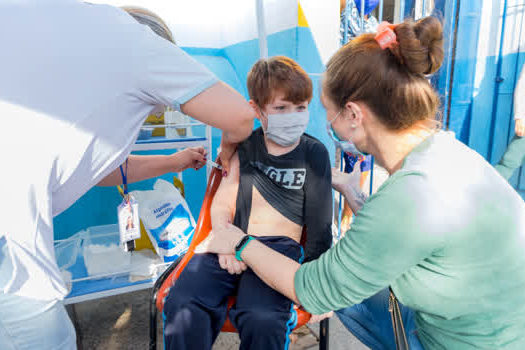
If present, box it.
[235,235,255,261]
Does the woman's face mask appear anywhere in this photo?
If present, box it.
[261,110,310,147]
[326,109,368,156]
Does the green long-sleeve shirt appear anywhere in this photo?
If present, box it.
[295,131,525,349]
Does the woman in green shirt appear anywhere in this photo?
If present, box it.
[197,16,525,349]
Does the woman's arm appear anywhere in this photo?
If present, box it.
[196,223,301,303]
[97,147,206,186]
[242,238,302,303]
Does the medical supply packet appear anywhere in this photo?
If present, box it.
[130,179,195,262]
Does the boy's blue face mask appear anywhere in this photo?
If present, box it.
[326,109,368,157]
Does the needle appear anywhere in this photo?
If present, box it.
[207,159,223,171]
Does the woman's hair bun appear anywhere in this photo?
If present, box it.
[394,16,444,75]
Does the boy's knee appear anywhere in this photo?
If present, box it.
[164,305,208,332]
[163,287,187,313]
[163,278,202,321]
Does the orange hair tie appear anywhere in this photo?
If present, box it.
[375,21,398,50]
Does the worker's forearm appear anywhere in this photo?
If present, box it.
[127,154,185,181]
[181,82,254,143]
[97,155,178,186]
[241,240,302,304]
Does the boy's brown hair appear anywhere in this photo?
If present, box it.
[247,56,313,108]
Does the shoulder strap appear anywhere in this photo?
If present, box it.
[389,287,410,350]
[232,145,253,233]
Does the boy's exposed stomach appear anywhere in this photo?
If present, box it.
[245,187,302,243]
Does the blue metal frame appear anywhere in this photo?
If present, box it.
[399,0,406,21]
[343,3,350,44]
[444,0,461,131]
[487,0,510,162]
[361,0,365,32]
[435,0,460,131]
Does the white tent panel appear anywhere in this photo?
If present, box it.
[300,0,340,64]
[89,0,298,48]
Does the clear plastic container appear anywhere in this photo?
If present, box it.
[82,224,131,277]
[55,230,85,271]
[55,225,171,300]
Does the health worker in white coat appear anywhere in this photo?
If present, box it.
[0,2,254,349]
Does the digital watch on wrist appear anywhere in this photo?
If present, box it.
[234,235,255,261]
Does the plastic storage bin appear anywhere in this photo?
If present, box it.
[82,224,131,277]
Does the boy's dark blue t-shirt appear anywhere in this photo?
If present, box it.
[233,128,333,262]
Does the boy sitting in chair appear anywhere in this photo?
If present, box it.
[163,56,333,350]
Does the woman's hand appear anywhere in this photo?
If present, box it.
[308,311,334,324]
[515,119,525,137]
[172,146,207,172]
[218,254,247,274]
[195,223,245,255]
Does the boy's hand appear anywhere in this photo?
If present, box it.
[308,311,334,324]
[515,119,525,137]
[218,254,247,275]
[172,147,207,172]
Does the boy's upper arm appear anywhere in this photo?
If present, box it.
[211,152,240,228]
[303,142,333,262]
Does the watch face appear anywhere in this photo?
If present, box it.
[235,235,250,251]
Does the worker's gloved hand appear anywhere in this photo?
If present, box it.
[218,138,237,177]
[331,166,360,194]
[172,146,207,172]
[331,165,368,213]
[515,119,525,137]
[218,253,247,274]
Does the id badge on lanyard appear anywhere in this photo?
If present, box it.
[117,159,140,251]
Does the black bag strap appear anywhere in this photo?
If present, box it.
[232,148,253,233]
[389,287,410,350]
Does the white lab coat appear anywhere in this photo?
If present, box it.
[0,0,217,301]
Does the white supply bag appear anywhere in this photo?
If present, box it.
[130,179,195,262]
